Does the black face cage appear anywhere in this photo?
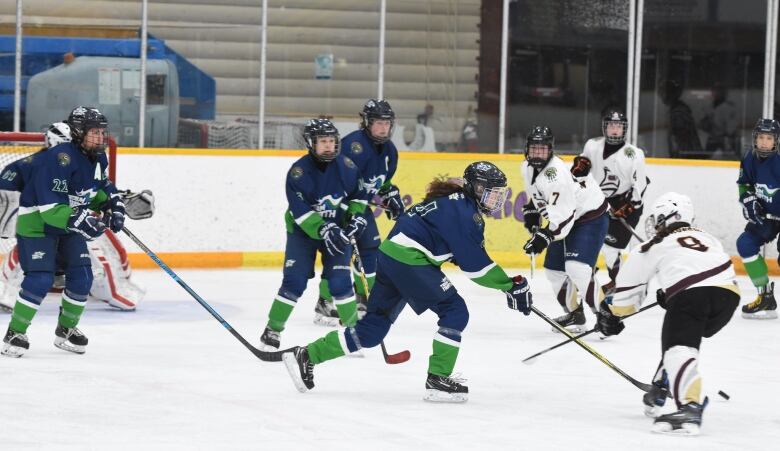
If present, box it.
[752,130,780,157]
[602,119,628,145]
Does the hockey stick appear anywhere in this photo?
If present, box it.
[530,305,656,393]
[350,237,411,364]
[522,301,658,364]
[121,226,284,362]
[615,215,646,242]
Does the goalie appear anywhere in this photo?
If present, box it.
[0,122,155,313]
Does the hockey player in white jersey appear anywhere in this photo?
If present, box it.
[572,108,649,292]
[596,192,739,436]
[521,126,609,332]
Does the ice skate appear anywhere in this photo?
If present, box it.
[313,297,340,327]
[642,378,670,418]
[282,346,314,393]
[651,397,708,436]
[551,304,587,334]
[1,327,29,358]
[54,324,88,354]
[423,373,468,403]
[259,327,280,351]
[742,283,777,319]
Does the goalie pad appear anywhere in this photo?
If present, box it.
[122,190,155,220]
[0,190,20,239]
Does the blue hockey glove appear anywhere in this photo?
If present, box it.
[345,215,368,239]
[522,202,541,233]
[378,184,404,220]
[595,299,625,336]
[103,192,126,233]
[68,208,106,241]
[740,192,764,225]
[523,227,552,255]
[319,222,350,256]
[505,275,532,315]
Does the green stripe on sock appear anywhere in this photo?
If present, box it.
[59,298,86,329]
[744,257,769,288]
[318,279,333,301]
[267,299,295,332]
[335,299,358,327]
[307,330,347,364]
[428,338,460,377]
[10,301,38,334]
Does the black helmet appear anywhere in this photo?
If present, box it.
[303,118,340,162]
[463,161,508,215]
[602,108,627,145]
[525,126,554,169]
[752,118,780,158]
[360,99,395,144]
[66,106,108,156]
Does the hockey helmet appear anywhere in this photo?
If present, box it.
[525,126,554,170]
[45,122,72,148]
[303,118,341,162]
[67,106,108,156]
[752,118,780,158]
[463,161,508,214]
[602,107,627,145]
[646,192,695,235]
[360,99,395,144]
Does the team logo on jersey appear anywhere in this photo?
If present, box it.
[599,167,619,198]
[291,166,304,179]
[624,148,635,158]
[343,156,356,169]
[57,152,71,167]
[351,142,363,154]
[362,174,387,196]
[313,194,344,219]
[23,156,34,164]
[543,167,557,181]
[473,213,484,228]
[756,183,780,202]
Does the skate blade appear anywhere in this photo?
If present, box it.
[644,404,663,418]
[0,304,12,314]
[741,310,778,320]
[313,313,340,327]
[651,421,700,436]
[423,389,468,403]
[282,352,310,393]
[1,344,26,358]
[53,338,86,354]
[551,324,588,334]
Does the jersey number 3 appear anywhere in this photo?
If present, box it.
[677,236,708,252]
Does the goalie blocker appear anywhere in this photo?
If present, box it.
[0,189,155,312]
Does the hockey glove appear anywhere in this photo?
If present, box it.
[319,222,350,256]
[522,202,541,234]
[505,275,532,315]
[68,208,106,241]
[378,184,404,220]
[123,189,155,220]
[595,299,625,336]
[103,192,126,233]
[345,215,368,239]
[656,288,667,310]
[611,194,641,219]
[523,227,553,255]
[571,156,592,177]
[740,192,764,225]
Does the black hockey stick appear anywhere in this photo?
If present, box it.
[530,305,656,393]
[522,301,658,364]
[616,216,646,242]
[122,226,284,362]
[350,237,411,364]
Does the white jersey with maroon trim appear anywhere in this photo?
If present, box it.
[580,137,649,203]
[610,227,739,315]
[521,157,606,240]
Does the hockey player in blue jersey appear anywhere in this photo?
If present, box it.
[282,162,533,403]
[736,118,780,319]
[314,99,405,326]
[2,107,125,357]
[259,119,371,351]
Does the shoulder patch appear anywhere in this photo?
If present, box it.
[473,213,484,228]
[23,155,34,164]
[350,141,363,154]
[291,166,304,179]
[624,147,636,158]
[544,167,557,181]
[343,156,356,169]
[57,152,71,167]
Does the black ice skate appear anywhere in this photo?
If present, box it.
[313,297,340,327]
[423,373,469,403]
[651,397,708,436]
[282,346,314,393]
[551,304,587,334]
[1,327,29,358]
[642,378,670,418]
[54,324,88,354]
[742,282,777,319]
[259,327,281,351]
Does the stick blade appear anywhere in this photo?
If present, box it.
[384,350,411,364]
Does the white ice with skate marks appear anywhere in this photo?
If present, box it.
[0,268,778,450]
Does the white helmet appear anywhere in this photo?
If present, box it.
[646,192,695,235]
[45,122,72,148]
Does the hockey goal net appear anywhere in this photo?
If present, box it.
[0,132,117,254]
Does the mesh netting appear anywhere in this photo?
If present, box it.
[0,133,44,254]
[178,118,307,149]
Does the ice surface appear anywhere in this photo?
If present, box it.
[1,269,778,450]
